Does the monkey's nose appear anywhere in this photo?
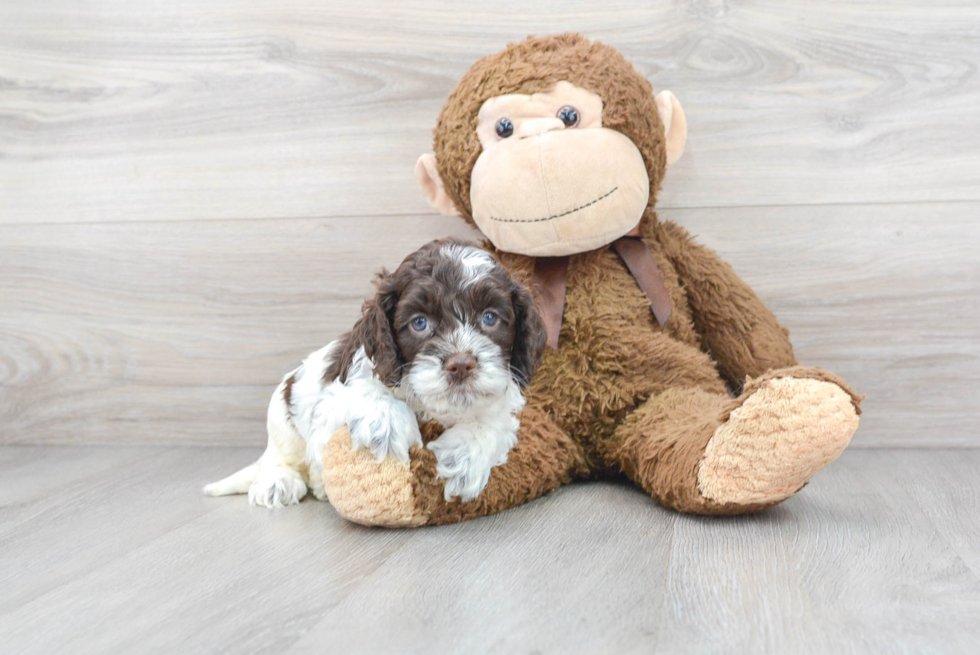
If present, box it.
[518,117,565,139]
[444,352,477,383]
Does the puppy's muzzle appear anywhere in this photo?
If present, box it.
[444,352,477,385]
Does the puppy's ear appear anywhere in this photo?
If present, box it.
[339,271,403,386]
[509,282,547,388]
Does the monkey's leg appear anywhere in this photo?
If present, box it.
[322,403,589,527]
[607,367,862,514]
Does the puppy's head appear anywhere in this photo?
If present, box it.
[337,239,546,409]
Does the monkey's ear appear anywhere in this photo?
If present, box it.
[415,154,460,217]
[655,91,687,166]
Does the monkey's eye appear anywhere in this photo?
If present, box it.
[411,316,430,332]
[495,117,514,138]
[557,105,580,127]
[481,311,498,327]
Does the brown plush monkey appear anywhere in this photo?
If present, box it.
[321,33,862,526]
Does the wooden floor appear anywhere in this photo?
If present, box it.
[1,446,979,654]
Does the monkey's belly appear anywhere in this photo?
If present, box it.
[528,331,724,451]
[525,260,725,453]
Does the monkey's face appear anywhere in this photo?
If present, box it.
[468,82,650,257]
[416,36,687,259]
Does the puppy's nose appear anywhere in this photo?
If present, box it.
[444,352,477,383]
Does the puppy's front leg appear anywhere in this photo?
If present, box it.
[347,391,421,462]
[428,421,518,502]
[343,351,421,462]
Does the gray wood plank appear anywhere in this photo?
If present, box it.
[2,446,979,655]
[0,447,232,612]
[653,450,980,654]
[286,484,676,654]
[2,202,977,447]
[0,214,480,446]
[0,445,164,515]
[286,450,980,654]
[0,446,425,655]
[2,1,979,224]
[877,449,980,580]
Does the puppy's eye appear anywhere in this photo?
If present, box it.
[557,105,579,127]
[411,316,429,332]
[495,117,514,138]
[481,311,498,327]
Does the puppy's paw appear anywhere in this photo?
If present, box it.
[428,424,495,503]
[348,395,422,463]
[248,468,307,508]
[306,461,329,501]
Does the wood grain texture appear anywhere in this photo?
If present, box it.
[876,449,980,580]
[2,203,976,447]
[1,446,980,654]
[2,2,978,447]
[2,0,980,224]
[654,449,980,653]
[0,214,481,445]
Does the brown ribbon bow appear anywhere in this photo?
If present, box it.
[532,235,673,350]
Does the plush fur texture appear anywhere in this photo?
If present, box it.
[434,33,667,223]
[324,429,429,528]
[699,376,860,506]
[320,34,863,525]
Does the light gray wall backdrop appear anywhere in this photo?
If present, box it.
[1,1,977,447]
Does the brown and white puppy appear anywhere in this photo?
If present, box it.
[205,239,546,506]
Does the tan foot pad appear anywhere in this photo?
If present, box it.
[698,377,860,506]
[322,429,428,528]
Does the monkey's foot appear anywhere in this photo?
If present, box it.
[697,367,862,507]
[322,428,428,528]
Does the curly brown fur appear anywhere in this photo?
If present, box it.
[326,238,547,390]
[322,34,862,524]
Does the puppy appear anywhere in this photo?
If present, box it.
[205,239,547,506]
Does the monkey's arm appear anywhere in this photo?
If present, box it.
[657,221,797,388]
[322,404,588,527]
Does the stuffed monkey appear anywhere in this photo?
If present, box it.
[321,33,862,527]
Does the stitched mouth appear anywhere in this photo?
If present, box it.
[489,187,618,224]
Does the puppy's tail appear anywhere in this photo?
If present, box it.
[203,461,261,496]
